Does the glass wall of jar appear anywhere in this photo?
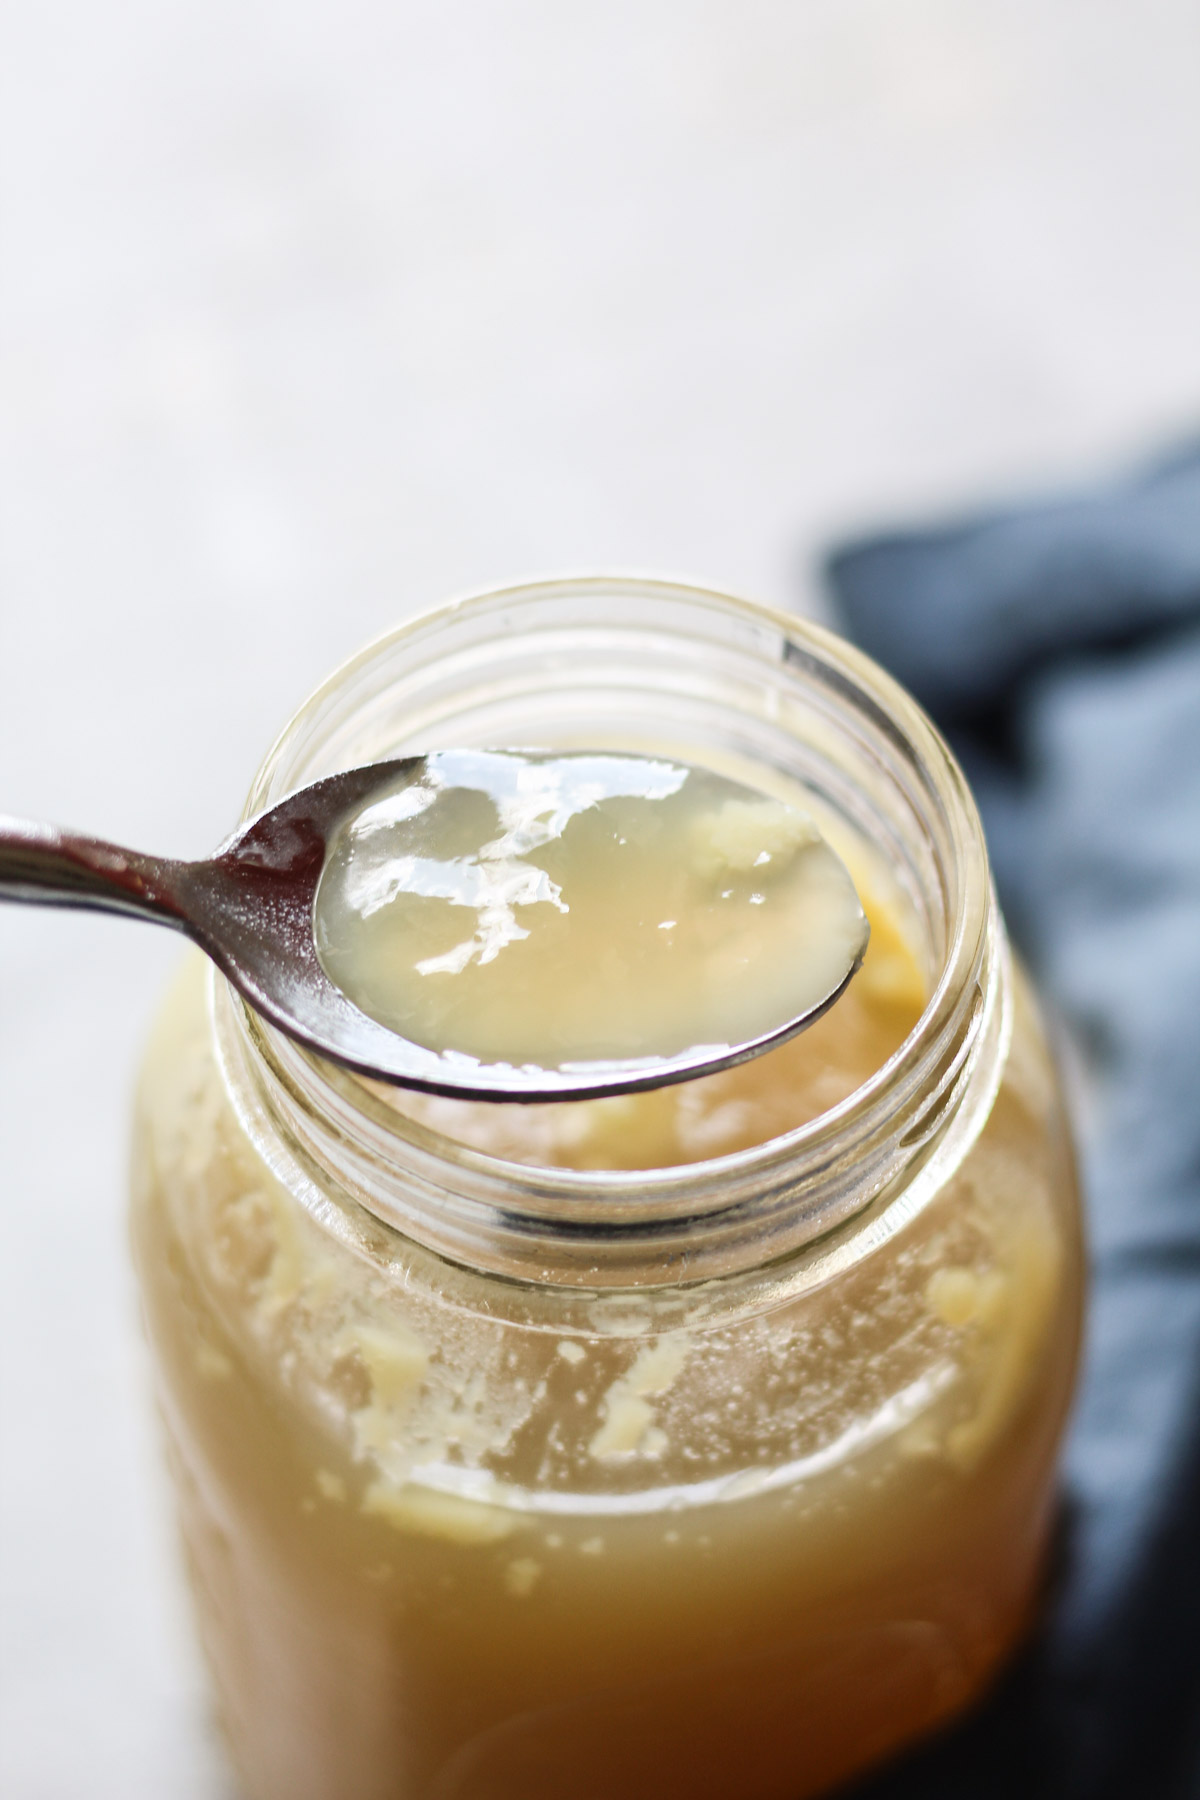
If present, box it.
[130,578,1084,1800]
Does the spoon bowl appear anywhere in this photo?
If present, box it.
[0,758,866,1102]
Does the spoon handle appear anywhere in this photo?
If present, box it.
[0,816,187,928]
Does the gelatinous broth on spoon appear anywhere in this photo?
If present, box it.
[313,749,869,1072]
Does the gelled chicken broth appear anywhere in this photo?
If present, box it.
[131,849,1082,1800]
[314,749,868,1070]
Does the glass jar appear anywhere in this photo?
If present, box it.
[130,577,1084,1800]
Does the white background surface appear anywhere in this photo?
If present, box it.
[2,3,1199,1794]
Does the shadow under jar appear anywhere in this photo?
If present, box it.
[130,577,1084,1800]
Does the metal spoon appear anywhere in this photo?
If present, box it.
[0,759,864,1103]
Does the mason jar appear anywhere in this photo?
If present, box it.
[130,576,1084,1800]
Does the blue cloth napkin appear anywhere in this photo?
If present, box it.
[824,442,1200,1800]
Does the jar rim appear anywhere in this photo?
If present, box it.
[218,574,1003,1288]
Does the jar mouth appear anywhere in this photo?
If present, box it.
[220,574,1001,1286]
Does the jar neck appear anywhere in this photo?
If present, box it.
[213,578,1009,1301]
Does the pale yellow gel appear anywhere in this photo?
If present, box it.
[313,750,869,1069]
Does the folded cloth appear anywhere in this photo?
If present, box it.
[824,441,1200,1800]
